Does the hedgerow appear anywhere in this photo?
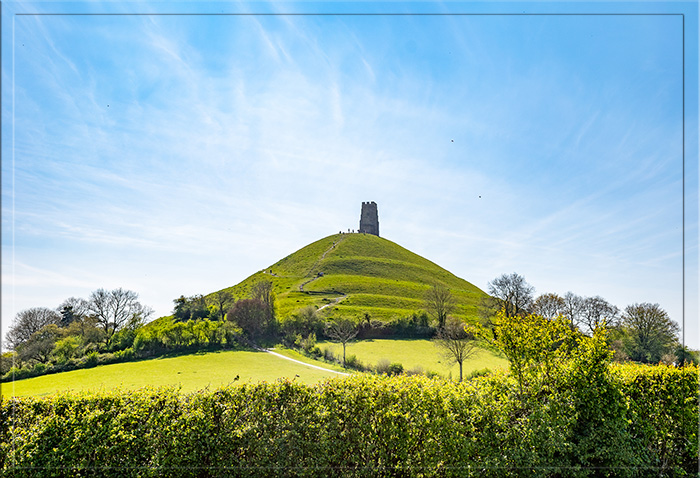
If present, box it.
[1,364,696,477]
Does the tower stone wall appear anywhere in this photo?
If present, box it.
[359,201,379,236]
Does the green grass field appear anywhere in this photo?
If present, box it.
[318,339,509,378]
[1,349,348,398]
[2,339,509,397]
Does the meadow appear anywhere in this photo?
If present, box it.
[1,348,347,398]
[2,338,507,398]
[317,338,508,377]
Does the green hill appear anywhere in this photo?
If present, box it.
[212,233,488,324]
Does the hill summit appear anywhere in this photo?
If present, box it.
[214,233,487,323]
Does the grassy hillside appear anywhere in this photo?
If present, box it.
[210,233,488,323]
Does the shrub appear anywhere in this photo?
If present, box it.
[322,346,335,362]
[1,366,697,477]
[114,347,135,361]
[387,362,404,376]
[374,358,391,374]
[32,362,47,375]
[344,354,364,370]
[466,368,491,380]
[83,351,99,368]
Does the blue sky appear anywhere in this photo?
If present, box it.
[2,1,698,349]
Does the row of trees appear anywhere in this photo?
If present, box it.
[3,289,152,371]
[483,272,687,364]
[423,273,692,382]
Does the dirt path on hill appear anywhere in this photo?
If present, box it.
[318,294,347,311]
[300,234,347,292]
[262,349,351,376]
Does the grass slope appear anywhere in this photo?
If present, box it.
[2,349,348,398]
[318,339,509,378]
[210,233,488,323]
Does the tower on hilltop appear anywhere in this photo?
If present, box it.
[359,201,379,236]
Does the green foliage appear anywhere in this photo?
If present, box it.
[481,310,578,395]
[2,366,697,477]
[173,294,210,322]
[387,362,404,375]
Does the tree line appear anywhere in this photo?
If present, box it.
[425,272,695,383]
[3,272,695,381]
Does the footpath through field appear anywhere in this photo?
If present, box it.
[262,349,351,376]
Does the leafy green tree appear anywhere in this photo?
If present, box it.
[675,344,699,365]
[52,335,82,363]
[433,316,478,382]
[173,294,209,321]
[424,283,456,329]
[621,303,679,364]
[0,351,16,375]
[481,310,578,396]
[65,314,106,349]
[16,324,62,364]
[282,306,322,341]
[209,290,234,321]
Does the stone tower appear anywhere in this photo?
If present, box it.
[359,201,379,236]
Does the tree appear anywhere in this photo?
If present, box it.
[561,292,585,331]
[228,299,269,340]
[487,273,535,318]
[57,297,90,328]
[65,314,105,347]
[251,280,276,322]
[533,293,565,320]
[210,290,234,321]
[326,318,358,367]
[282,306,322,340]
[5,307,61,351]
[433,316,478,382]
[424,283,456,329]
[173,295,209,322]
[620,303,679,364]
[480,310,579,398]
[580,296,619,335]
[16,324,62,364]
[88,288,153,347]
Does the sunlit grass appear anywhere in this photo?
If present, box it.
[317,338,509,379]
[1,349,347,398]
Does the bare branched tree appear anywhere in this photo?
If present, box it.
[326,318,358,367]
[433,316,478,382]
[251,280,276,322]
[89,288,153,346]
[487,273,535,318]
[562,292,585,331]
[580,296,619,335]
[533,293,566,320]
[424,283,457,329]
[57,297,90,327]
[5,307,61,351]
